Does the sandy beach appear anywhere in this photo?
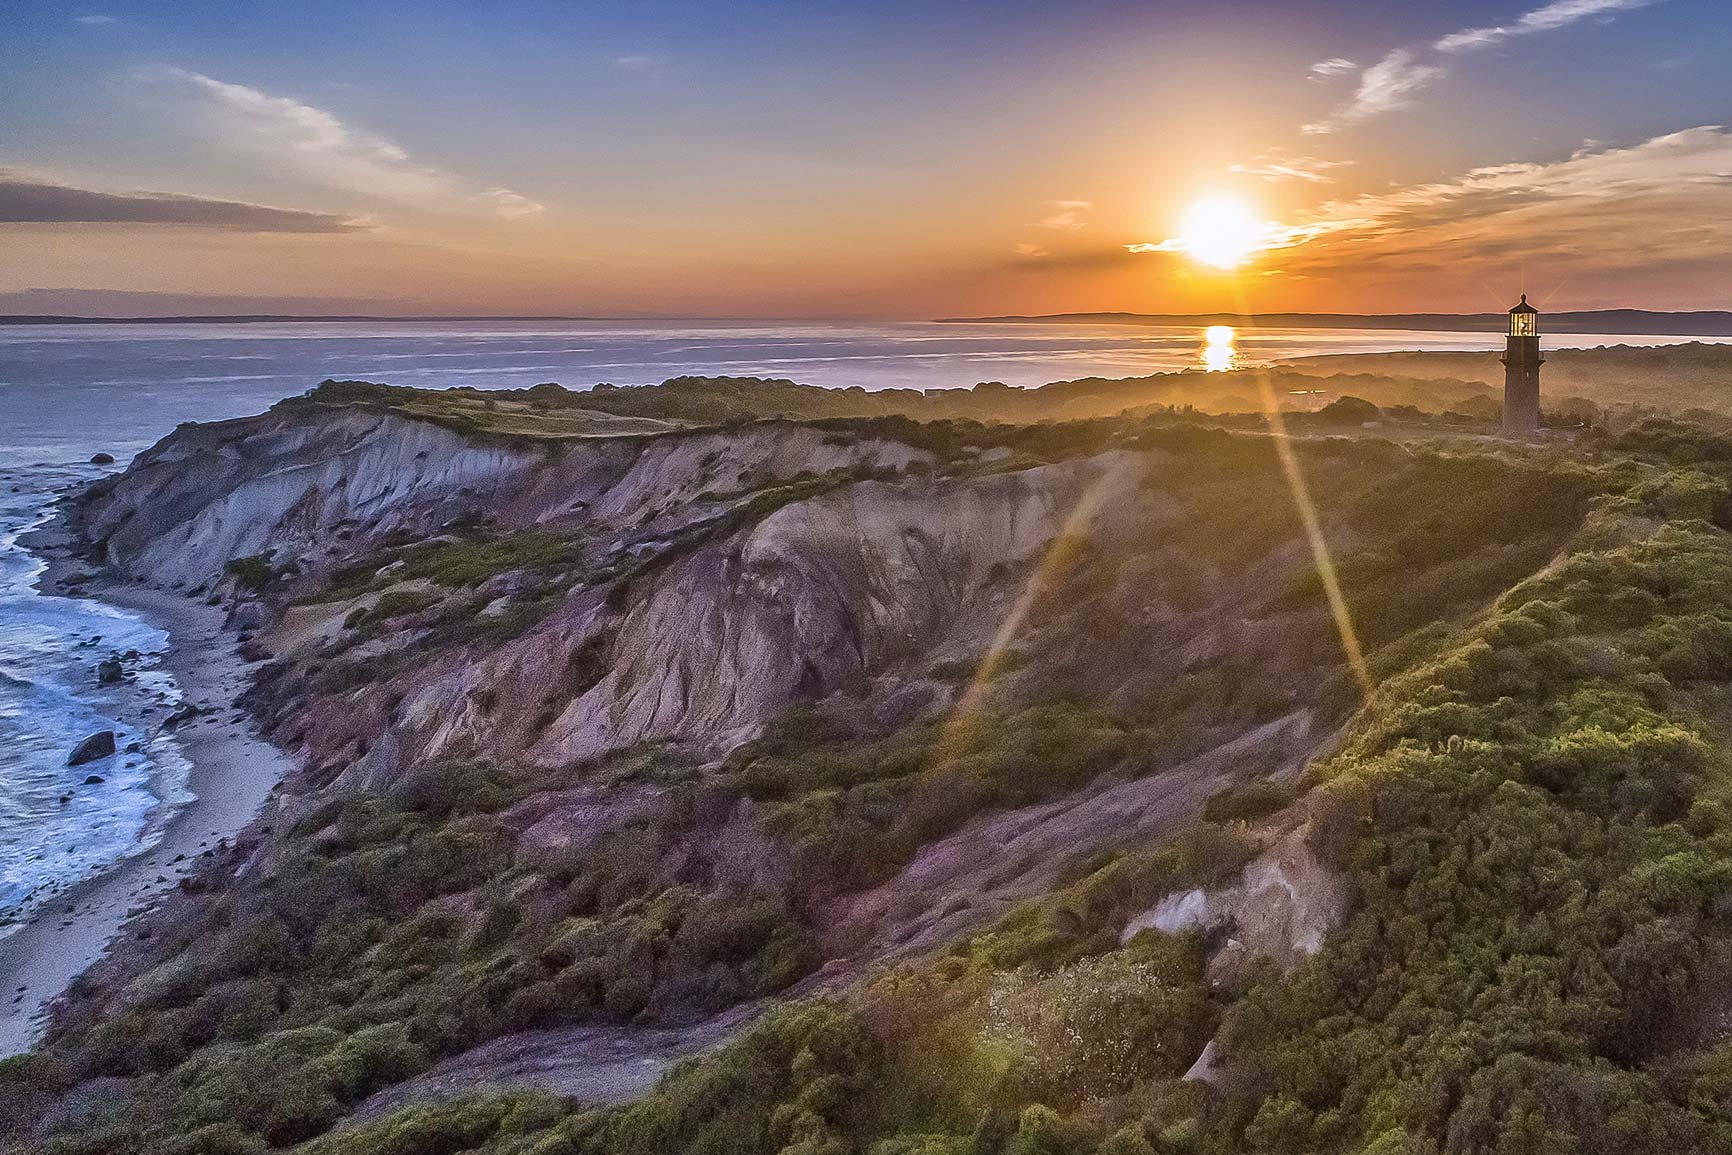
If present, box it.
[0,554,293,1056]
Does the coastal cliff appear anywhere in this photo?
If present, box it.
[16,384,1732,1155]
[79,394,1311,782]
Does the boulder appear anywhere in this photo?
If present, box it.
[163,704,205,728]
[97,656,124,685]
[67,731,116,766]
[227,599,273,632]
[89,452,115,465]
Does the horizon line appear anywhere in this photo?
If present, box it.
[5,306,1732,327]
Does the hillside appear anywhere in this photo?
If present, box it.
[6,381,1732,1154]
[295,342,1732,435]
[1283,343,1732,417]
[294,371,1499,436]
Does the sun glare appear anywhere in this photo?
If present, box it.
[1202,324,1236,371]
[1178,196,1264,270]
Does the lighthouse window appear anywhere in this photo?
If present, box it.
[1509,312,1535,337]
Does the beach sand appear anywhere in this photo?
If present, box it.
[0,565,293,1056]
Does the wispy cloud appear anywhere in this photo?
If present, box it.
[1037,200,1091,230]
[1126,219,1343,262]
[1303,50,1444,135]
[614,54,664,73]
[1304,0,1663,134]
[478,188,545,219]
[161,69,542,220]
[1308,58,1357,80]
[1436,0,1663,53]
[0,169,359,232]
[1230,151,1354,184]
[1131,126,1732,280]
[73,14,115,25]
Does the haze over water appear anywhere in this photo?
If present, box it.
[7,318,1726,468]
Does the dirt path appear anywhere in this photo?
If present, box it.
[349,1003,764,1122]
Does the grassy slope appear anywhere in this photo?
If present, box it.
[1284,344,1732,418]
[287,371,1501,435]
[11,381,1732,1154]
[213,424,1732,1155]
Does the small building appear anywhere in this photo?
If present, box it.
[1501,294,1543,436]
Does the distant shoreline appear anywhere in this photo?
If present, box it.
[3,308,1732,335]
[0,314,612,325]
[937,310,1732,337]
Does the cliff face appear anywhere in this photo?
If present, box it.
[87,409,548,588]
[21,392,1625,1151]
[72,403,1410,1034]
[84,401,1555,794]
[83,406,1178,773]
[79,401,1592,865]
[86,407,929,592]
[447,455,1151,765]
[32,362,1732,1155]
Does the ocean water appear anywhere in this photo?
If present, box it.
[0,463,190,931]
[0,317,1723,925]
[10,317,1723,468]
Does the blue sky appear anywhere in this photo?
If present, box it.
[3,0,1729,315]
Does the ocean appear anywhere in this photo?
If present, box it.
[0,463,191,929]
[12,316,1709,467]
[0,317,1723,929]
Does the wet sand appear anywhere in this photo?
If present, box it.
[0,571,292,1056]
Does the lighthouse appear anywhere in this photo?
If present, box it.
[1501,294,1542,436]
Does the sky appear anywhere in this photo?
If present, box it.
[2,0,1729,317]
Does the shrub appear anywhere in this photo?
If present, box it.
[1201,779,1297,824]
[223,552,276,592]
[983,954,1214,1106]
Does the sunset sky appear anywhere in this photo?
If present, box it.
[3,0,1729,317]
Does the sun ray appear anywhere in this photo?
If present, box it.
[1249,367,1373,698]
[1203,271,1374,701]
[927,465,1128,762]
[1221,282,1372,700]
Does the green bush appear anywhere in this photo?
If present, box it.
[982,953,1214,1106]
[223,552,277,592]
[1201,779,1297,824]
[1215,516,1732,1152]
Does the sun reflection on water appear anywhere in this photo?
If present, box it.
[1200,324,1236,371]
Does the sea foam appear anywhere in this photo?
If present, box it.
[0,464,192,934]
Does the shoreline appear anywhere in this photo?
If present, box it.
[0,514,294,1057]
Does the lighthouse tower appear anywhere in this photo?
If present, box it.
[1501,294,1542,436]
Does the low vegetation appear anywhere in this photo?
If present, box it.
[729,703,1133,894]
[174,442,1732,1155]
[4,761,816,1152]
[22,382,1732,1154]
[1288,342,1732,419]
[224,551,282,592]
[287,366,1505,438]
[323,527,585,597]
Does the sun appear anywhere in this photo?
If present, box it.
[1177,195,1264,270]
